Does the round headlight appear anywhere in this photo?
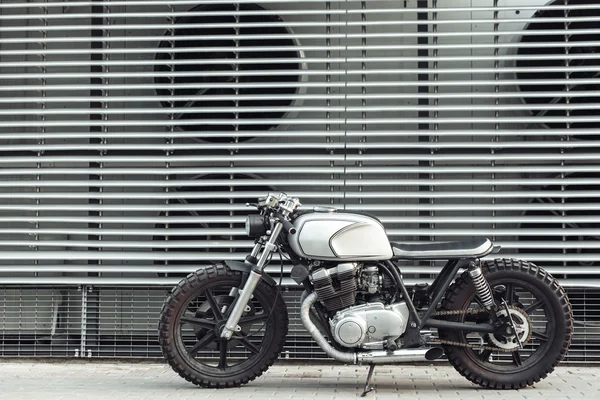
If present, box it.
[244,216,251,236]
[245,214,267,238]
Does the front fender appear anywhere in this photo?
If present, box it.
[224,260,278,287]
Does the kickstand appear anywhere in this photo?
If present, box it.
[360,364,376,397]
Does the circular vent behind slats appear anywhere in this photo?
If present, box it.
[516,0,600,138]
[519,173,600,322]
[155,4,304,142]
[153,174,274,276]
[519,173,600,271]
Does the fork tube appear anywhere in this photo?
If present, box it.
[255,223,283,271]
[249,240,262,259]
[221,222,283,339]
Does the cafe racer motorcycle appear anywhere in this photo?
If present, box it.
[158,192,573,394]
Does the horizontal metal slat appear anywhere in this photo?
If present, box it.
[5,38,600,54]
[0,155,346,164]
[0,131,345,140]
[0,165,598,177]
[4,200,600,213]
[4,104,600,116]
[0,0,346,9]
[0,129,595,141]
[1,240,599,252]
[2,117,600,128]
[0,216,598,226]
[0,0,592,11]
[0,143,347,152]
[0,31,598,46]
[0,191,597,202]
[0,167,344,176]
[2,15,600,29]
[347,153,600,162]
[0,275,597,288]
[1,264,600,277]
[0,240,253,249]
[3,179,600,189]
[3,90,600,104]
[6,5,600,20]
[0,227,596,237]
[3,79,599,93]
[2,9,351,20]
[0,240,598,251]
[0,141,598,152]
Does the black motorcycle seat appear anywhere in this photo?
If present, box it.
[390,237,493,260]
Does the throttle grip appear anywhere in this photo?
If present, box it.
[281,218,297,235]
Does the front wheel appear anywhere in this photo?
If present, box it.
[438,259,573,389]
[158,264,288,388]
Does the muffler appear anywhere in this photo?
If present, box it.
[300,292,444,365]
[357,347,445,364]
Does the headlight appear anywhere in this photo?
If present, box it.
[245,214,267,238]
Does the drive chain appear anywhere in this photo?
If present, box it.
[429,306,533,353]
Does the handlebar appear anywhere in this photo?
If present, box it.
[250,192,302,236]
[280,218,297,235]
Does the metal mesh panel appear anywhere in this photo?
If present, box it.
[1,286,596,361]
[1,0,600,361]
[0,286,82,357]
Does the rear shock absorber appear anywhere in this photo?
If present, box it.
[468,262,495,310]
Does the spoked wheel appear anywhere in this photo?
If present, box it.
[439,259,573,389]
[158,264,288,388]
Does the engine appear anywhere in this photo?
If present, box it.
[309,262,409,349]
[311,263,358,312]
[330,302,409,349]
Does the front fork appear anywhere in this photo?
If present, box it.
[220,221,284,340]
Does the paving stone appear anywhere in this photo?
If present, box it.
[0,362,598,400]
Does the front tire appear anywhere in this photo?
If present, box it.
[438,259,573,389]
[158,264,288,388]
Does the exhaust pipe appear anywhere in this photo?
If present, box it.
[300,292,356,363]
[300,292,444,365]
[358,347,445,364]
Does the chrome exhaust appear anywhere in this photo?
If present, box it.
[357,347,444,364]
[300,292,444,365]
[300,292,356,363]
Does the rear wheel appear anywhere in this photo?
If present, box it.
[158,264,288,388]
[438,259,573,389]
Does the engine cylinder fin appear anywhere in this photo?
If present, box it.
[311,263,358,312]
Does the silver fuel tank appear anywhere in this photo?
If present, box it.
[287,210,393,261]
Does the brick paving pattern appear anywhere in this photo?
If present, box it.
[0,362,598,400]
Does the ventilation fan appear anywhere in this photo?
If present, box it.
[153,174,274,276]
[518,173,600,271]
[154,3,306,143]
[514,0,600,139]
[520,174,600,325]
[518,173,600,322]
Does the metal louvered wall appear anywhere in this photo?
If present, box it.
[1,0,599,361]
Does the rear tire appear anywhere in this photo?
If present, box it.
[158,264,288,388]
[438,259,573,389]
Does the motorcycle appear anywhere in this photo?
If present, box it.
[158,192,573,396]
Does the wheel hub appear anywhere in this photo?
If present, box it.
[193,295,253,347]
[489,307,531,350]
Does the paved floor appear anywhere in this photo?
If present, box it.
[0,361,598,400]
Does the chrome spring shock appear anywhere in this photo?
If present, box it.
[468,263,495,309]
